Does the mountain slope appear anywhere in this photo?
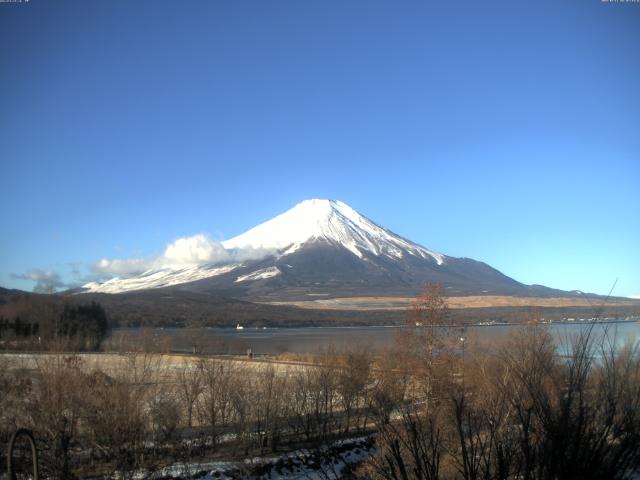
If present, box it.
[80,199,565,299]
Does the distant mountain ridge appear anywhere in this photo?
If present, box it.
[79,199,588,300]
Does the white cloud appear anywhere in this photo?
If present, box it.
[88,233,276,281]
[12,233,273,291]
[162,234,229,265]
[92,257,153,278]
[229,245,277,262]
[11,269,67,293]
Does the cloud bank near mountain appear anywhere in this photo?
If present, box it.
[91,233,275,280]
[11,270,68,293]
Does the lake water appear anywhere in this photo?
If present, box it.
[109,320,640,355]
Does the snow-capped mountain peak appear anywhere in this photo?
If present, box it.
[222,199,444,263]
[81,199,447,294]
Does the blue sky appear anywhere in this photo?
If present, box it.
[1,0,638,297]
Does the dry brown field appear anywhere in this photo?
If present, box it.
[264,295,640,311]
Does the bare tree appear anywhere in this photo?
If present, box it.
[24,355,86,478]
[176,358,204,429]
[337,345,372,434]
[368,403,445,480]
[249,364,289,454]
[398,283,453,402]
[196,358,240,448]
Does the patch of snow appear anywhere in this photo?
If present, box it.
[80,264,239,294]
[235,266,282,283]
[132,461,237,480]
[129,437,375,480]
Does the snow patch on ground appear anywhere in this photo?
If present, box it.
[130,437,376,479]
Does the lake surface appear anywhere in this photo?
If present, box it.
[109,320,640,355]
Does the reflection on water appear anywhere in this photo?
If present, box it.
[107,320,640,355]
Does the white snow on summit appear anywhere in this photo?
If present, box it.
[222,199,444,264]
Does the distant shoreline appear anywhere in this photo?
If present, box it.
[115,317,640,331]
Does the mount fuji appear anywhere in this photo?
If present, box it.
[80,199,565,300]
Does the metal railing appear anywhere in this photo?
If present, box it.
[6,428,39,480]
